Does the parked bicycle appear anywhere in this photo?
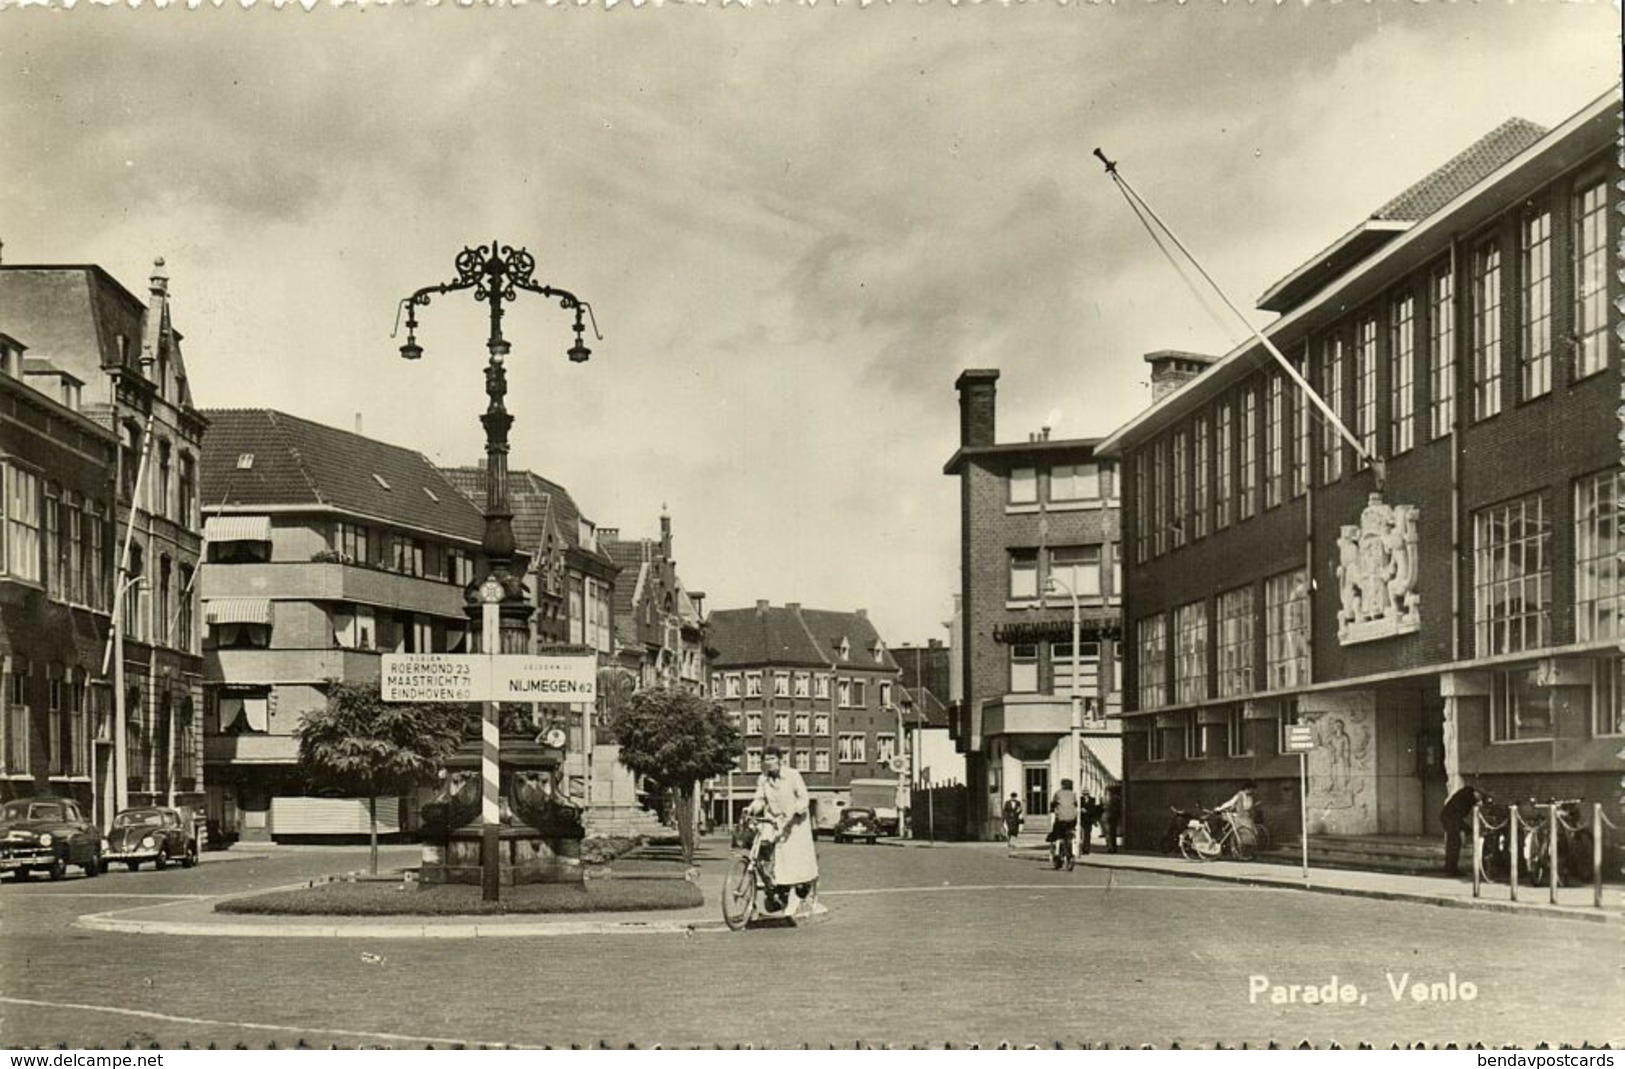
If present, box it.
[721,814,817,931]
[1176,807,1257,862]
[1518,798,1594,888]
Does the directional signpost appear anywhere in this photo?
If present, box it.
[1284,722,1315,879]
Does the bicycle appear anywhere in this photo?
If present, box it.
[1048,820,1076,871]
[720,815,818,931]
[1519,798,1594,888]
[1177,808,1258,863]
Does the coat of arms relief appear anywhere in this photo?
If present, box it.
[1336,493,1420,645]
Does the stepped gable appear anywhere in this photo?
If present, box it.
[199,408,484,540]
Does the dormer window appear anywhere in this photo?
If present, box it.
[873,642,885,664]
[423,487,440,503]
[372,474,392,491]
[236,454,255,471]
[838,637,850,661]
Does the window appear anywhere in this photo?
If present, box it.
[1574,178,1609,379]
[1264,375,1284,509]
[837,678,852,707]
[793,672,810,698]
[62,494,80,603]
[1575,470,1624,642]
[1520,209,1553,400]
[745,672,762,697]
[1049,545,1101,598]
[1009,550,1038,600]
[1355,317,1377,467]
[724,674,741,699]
[876,733,896,764]
[793,750,811,772]
[178,454,195,529]
[1185,713,1207,760]
[1490,667,1552,742]
[814,749,830,773]
[1152,438,1169,555]
[1471,241,1503,420]
[1134,451,1150,564]
[773,672,789,698]
[851,679,866,707]
[1428,262,1456,439]
[1050,463,1099,502]
[774,712,789,736]
[1146,721,1166,762]
[1320,336,1344,485]
[1050,641,1100,700]
[1137,615,1167,710]
[5,465,42,582]
[1215,404,1233,530]
[83,503,105,610]
[1292,351,1311,498]
[1170,432,1188,548]
[1227,708,1254,757]
[1390,294,1416,455]
[43,484,61,599]
[334,521,371,565]
[217,691,269,735]
[156,441,172,521]
[838,733,866,763]
[388,533,424,577]
[794,712,810,736]
[1474,494,1550,656]
[3,662,30,773]
[1216,585,1255,698]
[1009,467,1037,506]
[1193,415,1210,540]
[1010,644,1038,693]
[1173,601,1208,704]
[746,748,762,773]
[1593,659,1624,737]
[745,712,762,735]
[879,681,893,707]
[1264,570,1310,690]
[814,675,830,700]
[813,712,829,736]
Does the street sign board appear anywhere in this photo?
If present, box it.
[380,654,486,703]
[1285,724,1314,753]
[380,653,596,702]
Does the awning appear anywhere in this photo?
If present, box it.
[205,598,273,626]
[203,515,272,543]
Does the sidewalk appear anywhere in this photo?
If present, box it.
[993,840,1624,924]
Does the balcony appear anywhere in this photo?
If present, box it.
[204,732,299,765]
[200,562,467,619]
[205,648,383,685]
[982,694,1075,738]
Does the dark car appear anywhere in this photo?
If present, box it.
[832,806,880,845]
[103,806,198,872]
[0,797,102,881]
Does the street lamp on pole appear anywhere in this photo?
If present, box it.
[396,240,599,902]
[1044,574,1083,800]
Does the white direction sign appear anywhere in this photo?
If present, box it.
[1284,724,1315,753]
[381,653,597,703]
[381,654,486,703]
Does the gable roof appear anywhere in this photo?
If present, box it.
[707,603,899,672]
[198,409,485,541]
[441,467,610,565]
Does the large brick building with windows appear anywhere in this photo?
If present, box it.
[945,376,1125,840]
[706,601,901,827]
[1096,89,1622,862]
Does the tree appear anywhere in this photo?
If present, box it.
[604,686,742,864]
[295,680,467,875]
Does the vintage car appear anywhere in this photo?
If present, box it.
[103,806,199,871]
[832,806,880,845]
[0,797,102,880]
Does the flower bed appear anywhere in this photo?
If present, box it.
[215,877,701,916]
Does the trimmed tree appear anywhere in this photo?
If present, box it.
[604,686,742,864]
[295,679,468,875]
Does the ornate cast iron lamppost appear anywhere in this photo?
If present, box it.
[396,240,598,901]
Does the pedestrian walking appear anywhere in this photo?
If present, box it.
[1439,784,1480,878]
[1002,793,1024,848]
[1102,784,1122,854]
[1077,791,1101,854]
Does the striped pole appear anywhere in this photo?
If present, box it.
[481,586,502,902]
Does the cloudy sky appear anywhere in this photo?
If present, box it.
[1,4,1617,646]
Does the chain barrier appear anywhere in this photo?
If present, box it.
[1471,799,1612,909]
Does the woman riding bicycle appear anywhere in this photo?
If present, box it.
[749,746,819,915]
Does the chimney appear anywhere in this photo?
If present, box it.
[786,602,801,612]
[854,608,867,620]
[928,638,942,649]
[354,412,363,435]
[1144,350,1218,403]
[955,369,1000,448]
[599,527,619,541]
[756,599,771,613]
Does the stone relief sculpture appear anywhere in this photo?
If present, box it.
[1336,493,1421,645]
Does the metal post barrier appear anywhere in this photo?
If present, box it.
[1547,802,1559,906]
[1471,803,1482,899]
[1593,802,1604,911]
[1508,806,1520,903]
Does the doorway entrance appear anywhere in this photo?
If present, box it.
[1023,765,1050,821]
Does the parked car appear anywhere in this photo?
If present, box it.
[832,806,880,845]
[103,806,199,872]
[0,797,102,881]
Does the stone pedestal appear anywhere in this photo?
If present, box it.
[419,824,582,885]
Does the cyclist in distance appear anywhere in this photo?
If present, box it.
[1049,778,1080,870]
[749,745,819,915]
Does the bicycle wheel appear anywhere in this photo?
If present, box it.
[1230,826,1257,862]
[1178,831,1199,861]
[1254,824,1273,852]
[1566,830,1595,885]
[721,858,757,931]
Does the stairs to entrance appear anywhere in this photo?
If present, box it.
[584,805,670,841]
[1263,834,1447,876]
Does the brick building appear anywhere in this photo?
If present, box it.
[706,602,901,827]
[198,409,485,841]
[945,375,1125,840]
[0,262,207,826]
[1095,90,1622,862]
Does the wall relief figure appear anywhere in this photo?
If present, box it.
[1336,493,1421,645]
